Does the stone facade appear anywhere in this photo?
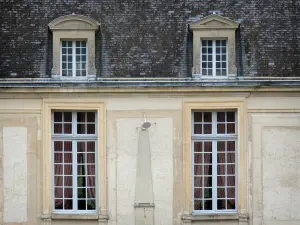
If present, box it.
[1,1,300,225]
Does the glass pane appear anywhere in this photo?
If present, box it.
[204,188,212,198]
[64,112,72,122]
[227,199,235,209]
[217,123,225,134]
[64,188,73,198]
[87,124,95,134]
[54,164,63,174]
[87,165,95,175]
[217,154,225,163]
[204,153,212,163]
[217,112,225,122]
[78,200,86,210]
[55,188,63,198]
[217,176,226,186]
[217,164,225,175]
[78,165,86,176]
[78,176,86,187]
[87,153,95,163]
[78,188,86,198]
[227,123,235,134]
[54,124,62,134]
[77,124,86,134]
[54,141,63,151]
[203,112,212,122]
[204,142,212,152]
[87,176,95,187]
[194,154,202,164]
[204,165,212,176]
[227,176,235,186]
[54,176,63,186]
[55,199,63,209]
[203,124,212,134]
[87,142,95,152]
[204,200,212,210]
[87,188,96,198]
[227,164,235,175]
[54,112,62,122]
[227,188,235,198]
[217,141,225,152]
[194,142,202,153]
[77,112,86,122]
[64,123,72,134]
[194,200,202,210]
[227,112,235,122]
[194,188,202,198]
[64,200,73,210]
[202,40,207,46]
[217,199,226,210]
[194,124,202,134]
[87,199,96,210]
[194,177,202,187]
[64,153,72,163]
[227,141,235,151]
[64,165,72,175]
[54,153,63,163]
[194,165,202,175]
[77,153,85,164]
[194,112,202,122]
[64,141,72,151]
[64,176,72,186]
[217,188,225,198]
[77,142,86,152]
[227,153,235,163]
[87,112,95,122]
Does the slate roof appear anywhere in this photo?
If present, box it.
[1,0,300,78]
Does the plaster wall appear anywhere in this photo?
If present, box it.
[0,92,300,225]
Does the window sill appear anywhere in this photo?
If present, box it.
[192,74,237,80]
[51,75,96,80]
[181,213,248,222]
[41,212,109,221]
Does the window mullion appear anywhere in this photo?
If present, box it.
[213,40,216,77]
[73,41,76,77]
[212,140,217,212]
[72,140,77,210]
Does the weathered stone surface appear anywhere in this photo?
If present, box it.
[1,0,300,78]
[3,127,28,223]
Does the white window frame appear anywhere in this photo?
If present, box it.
[191,110,238,214]
[200,39,228,78]
[51,111,98,214]
[60,41,88,77]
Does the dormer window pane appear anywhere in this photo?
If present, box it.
[60,40,87,77]
[201,40,227,77]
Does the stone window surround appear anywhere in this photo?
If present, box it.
[41,99,107,224]
[182,100,248,224]
[48,14,100,79]
[190,14,239,79]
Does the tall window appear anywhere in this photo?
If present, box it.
[52,111,97,212]
[201,40,227,77]
[61,41,87,77]
[192,111,237,213]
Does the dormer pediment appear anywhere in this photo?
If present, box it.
[48,14,100,31]
[190,14,239,30]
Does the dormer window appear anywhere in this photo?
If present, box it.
[49,14,100,78]
[190,14,239,79]
[201,40,227,77]
[61,40,87,77]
